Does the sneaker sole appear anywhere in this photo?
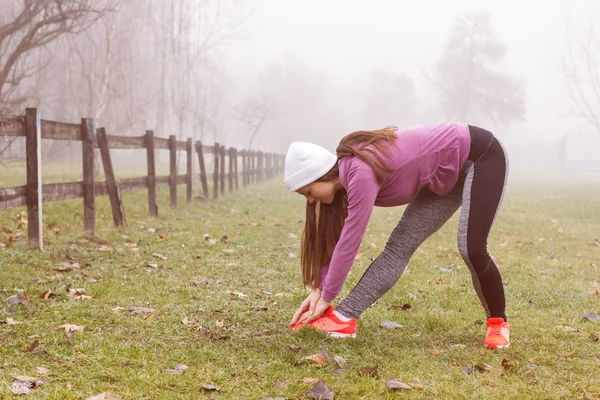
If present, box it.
[327,332,356,339]
[486,343,510,349]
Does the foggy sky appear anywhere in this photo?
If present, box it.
[225,0,598,145]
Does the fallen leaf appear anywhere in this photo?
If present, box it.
[558,325,582,333]
[36,367,49,375]
[274,380,288,390]
[528,300,537,307]
[501,358,515,371]
[582,312,600,322]
[200,383,220,391]
[39,290,56,300]
[289,344,305,352]
[563,348,577,357]
[288,252,297,259]
[304,353,328,367]
[129,306,155,314]
[225,290,247,298]
[590,334,599,342]
[306,378,335,400]
[215,320,225,329]
[358,366,379,378]
[334,355,349,369]
[428,349,442,356]
[86,393,123,400]
[98,245,112,252]
[144,314,155,322]
[151,253,167,260]
[381,320,404,329]
[165,364,188,375]
[6,317,22,325]
[274,292,292,297]
[11,376,47,394]
[220,235,229,244]
[331,369,347,376]
[144,262,159,269]
[182,317,199,326]
[301,377,319,384]
[27,340,39,353]
[385,380,412,390]
[69,288,92,300]
[147,228,157,233]
[59,324,85,332]
[391,303,412,311]
[191,280,209,286]
[6,293,29,305]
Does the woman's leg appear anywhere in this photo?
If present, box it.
[458,127,508,320]
[336,184,464,319]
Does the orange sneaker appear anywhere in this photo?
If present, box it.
[484,317,510,349]
[290,306,357,338]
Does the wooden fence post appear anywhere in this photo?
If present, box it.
[213,143,219,199]
[169,135,177,209]
[146,130,158,217]
[186,138,193,204]
[195,141,209,199]
[81,118,95,236]
[234,148,239,191]
[242,150,247,187]
[228,147,233,193]
[97,127,125,227]
[25,108,43,250]
[220,145,225,195]
[251,151,256,184]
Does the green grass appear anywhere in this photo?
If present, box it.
[1,173,600,399]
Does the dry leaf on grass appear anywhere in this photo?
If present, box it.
[69,288,92,300]
[381,320,404,329]
[225,290,247,298]
[273,380,288,390]
[151,253,167,260]
[11,376,47,395]
[86,393,123,400]
[6,293,29,305]
[200,383,220,391]
[385,380,412,390]
[36,367,49,375]
[358,366,379,378]
[165,364,188,375]
[39,290,56,300]
[582,312,600,322]
[220,235,229,244]
[129,306,156,314]
[334,355,349,369]
[501,358,515,371]
[6,317,22,325]
[428,349,442,356]
[301,377,319,385]
[306,378,335,399]
[303,353,328,367]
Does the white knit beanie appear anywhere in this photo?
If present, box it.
[284,142,338,191]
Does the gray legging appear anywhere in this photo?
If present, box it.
[336,126,509,321]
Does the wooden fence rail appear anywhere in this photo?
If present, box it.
[0,108,284,250]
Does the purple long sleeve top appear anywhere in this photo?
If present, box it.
[319,123,471,302]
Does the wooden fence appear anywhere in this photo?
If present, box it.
[0,108,284,250]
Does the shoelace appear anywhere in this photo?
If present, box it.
[487,324,503,337]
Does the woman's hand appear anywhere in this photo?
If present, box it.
[290,287,322,325]
[303,297,331,323]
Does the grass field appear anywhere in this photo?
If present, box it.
[1,170,599,399]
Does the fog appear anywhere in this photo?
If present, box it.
[1,0,599,175]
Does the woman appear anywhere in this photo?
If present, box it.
[284,123,510,349]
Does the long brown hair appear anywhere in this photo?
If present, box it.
[301,126,398,288]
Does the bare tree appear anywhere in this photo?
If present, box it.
[233,97,277,150]
[0,0,107,164]
[427,12,526,128]
[561,17,600,134]
[0,0,107,112]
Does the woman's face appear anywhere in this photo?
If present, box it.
[296,180,337,204]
